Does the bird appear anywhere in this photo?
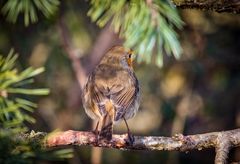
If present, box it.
[82,46,140,142]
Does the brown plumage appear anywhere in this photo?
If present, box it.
[82,46,140,141]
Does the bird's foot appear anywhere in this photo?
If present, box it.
[125,133,135,146]
[92,129,99,135]
[91,129,100,144]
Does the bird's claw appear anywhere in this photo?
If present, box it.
[125,133,135,146]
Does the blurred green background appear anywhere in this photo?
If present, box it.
[0,0,239,164]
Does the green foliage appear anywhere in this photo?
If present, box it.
[0,50,73,163]
[0,131,73,163]
[0,49,49,130]
[1,0,59,26]
[88,0,184,67]
[1,0,183,67]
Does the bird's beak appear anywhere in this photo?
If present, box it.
[127,58,132,67]
[127,50,134,67]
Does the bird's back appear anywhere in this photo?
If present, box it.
[94,63,134,93]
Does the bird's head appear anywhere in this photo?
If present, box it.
[103,46,135,69]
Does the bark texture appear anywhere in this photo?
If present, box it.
[172,0,240,13]
[19,129,240,164]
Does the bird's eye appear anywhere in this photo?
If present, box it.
[128,54,131,58]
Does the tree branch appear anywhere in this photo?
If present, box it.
[20,129,240,164]
[58,17,87,89]
[172,0,240,14]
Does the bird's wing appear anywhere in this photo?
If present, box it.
[85,75,107,116]
[92,86,107,116]
[110,85,137,121]
[93,79,137,121]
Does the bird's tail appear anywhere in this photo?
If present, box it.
[99,101,114,140]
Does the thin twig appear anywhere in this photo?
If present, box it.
[58,18,87,89]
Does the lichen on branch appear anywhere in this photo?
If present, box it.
[20,128,240,164]
[172,0,240,14]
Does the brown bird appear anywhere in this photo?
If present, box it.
[82,46,140,142]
